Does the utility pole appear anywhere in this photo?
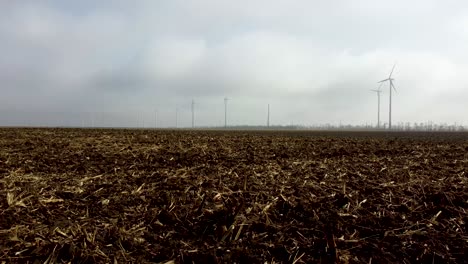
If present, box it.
[224,97,228,128]
[267,104,270,127]
[191,99,195,128]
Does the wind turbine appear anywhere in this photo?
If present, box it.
[224,97,228,128]
[370,83,383,129]
[191,99,195,128]
[378,63,397,130]
[175,108,178,128]
[154,108,158,128]
[267,104,270,128]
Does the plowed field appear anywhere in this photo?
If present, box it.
[0,128,467,263]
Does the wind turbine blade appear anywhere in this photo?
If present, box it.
[389,63,396,78]
[378,78,389,83]
[391,82,397,93]
[378,82,384,90]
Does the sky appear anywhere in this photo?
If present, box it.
[1,0,467,127]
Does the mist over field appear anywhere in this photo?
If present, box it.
[1,2,468,261]
[1,1,468,127]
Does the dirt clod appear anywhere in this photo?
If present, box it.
[0,128,467,263]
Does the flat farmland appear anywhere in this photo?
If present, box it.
[0,128,467,263]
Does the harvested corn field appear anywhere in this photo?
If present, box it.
[0,128,467,263]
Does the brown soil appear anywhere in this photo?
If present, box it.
[0,128,467,263]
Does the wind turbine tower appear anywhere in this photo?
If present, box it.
[371,83,383,129]
[378,64,397,130]
[154,109,158,128]
[224,97,228,128]
[267,104,270,127]
[175,108,178,128]
[191,99,195,128]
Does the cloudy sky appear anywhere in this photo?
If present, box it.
[1,0,467,127]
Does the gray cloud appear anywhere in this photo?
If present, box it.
[1,0,467,127]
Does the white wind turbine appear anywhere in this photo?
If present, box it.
[224,97,228,128]
[378,63,397,130]
[191,99,195,129]
[370,82,384,129]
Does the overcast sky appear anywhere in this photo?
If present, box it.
[1,0,467,127]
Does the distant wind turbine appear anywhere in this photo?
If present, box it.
[191,99,195,128]
[370,83,384,129]
[378,63,397,130]
[154,109,158,128]
[224,97,228,128]
[175,108,179,128]
[267,104,270,128]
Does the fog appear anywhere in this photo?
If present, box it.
[1,1,467,127]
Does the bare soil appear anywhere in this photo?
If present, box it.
[0,128,467,263]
